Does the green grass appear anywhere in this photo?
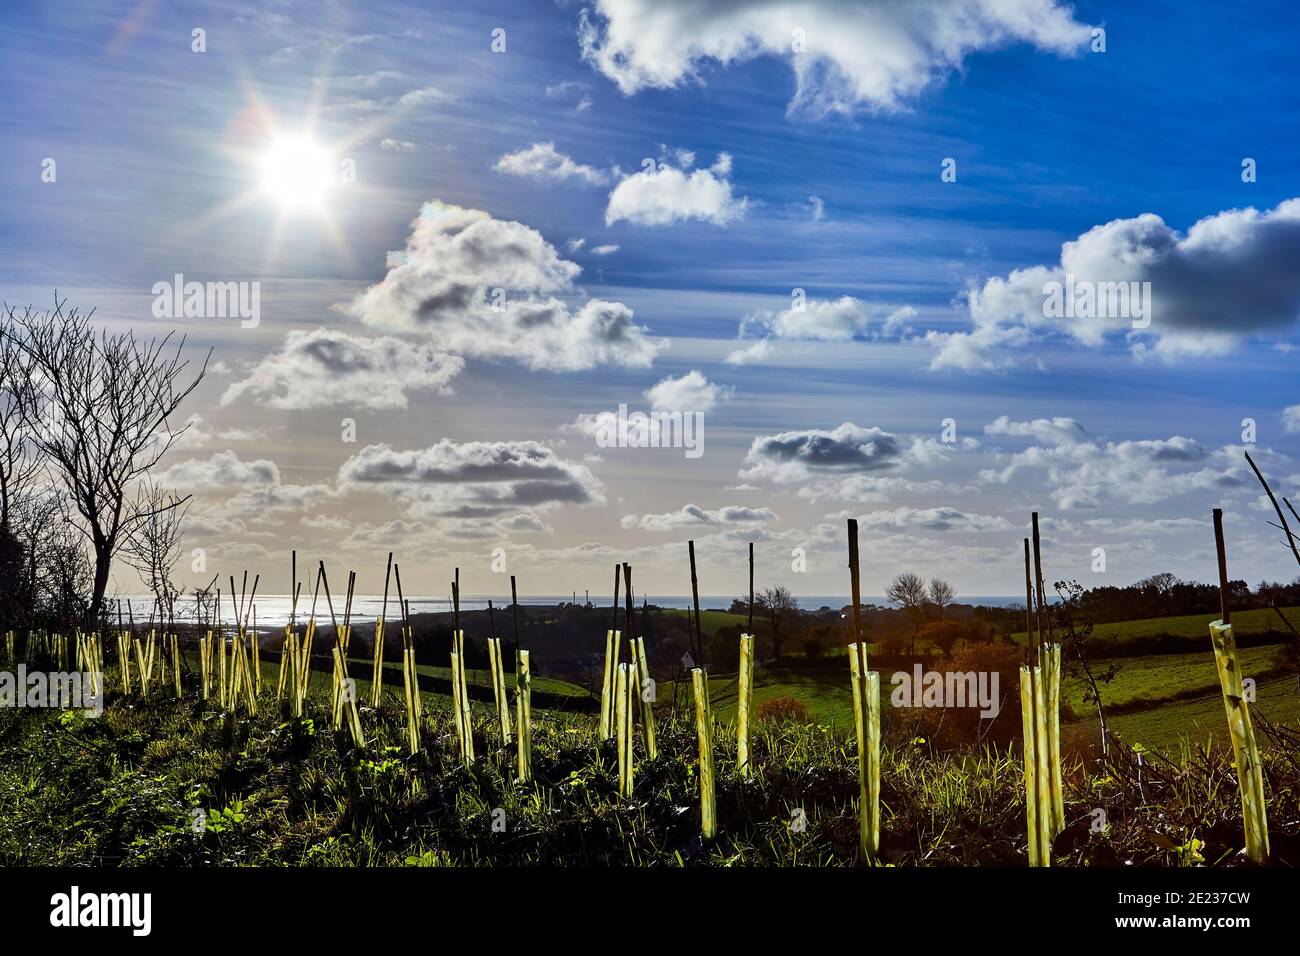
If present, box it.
[1060,644,1288,714]
[1014,605,1300,649]
[658,608,750,636]
[5,657,1299,866]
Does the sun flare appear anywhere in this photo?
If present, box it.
[257,134,335,211]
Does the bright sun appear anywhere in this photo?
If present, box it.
[258,134,335,211]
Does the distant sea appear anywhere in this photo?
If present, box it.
[117,593,1028,629]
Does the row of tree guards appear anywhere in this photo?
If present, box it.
[3,508,1275,866]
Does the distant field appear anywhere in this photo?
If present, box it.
[1012,605,1300,650]
[657,608,750,636]
[659,643,1299,754]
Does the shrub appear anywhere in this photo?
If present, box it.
[756,696,810,724]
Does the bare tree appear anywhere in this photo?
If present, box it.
[0,328,39,535]
[4,298,208,627]
[124,480,190,622]
[885,571,928,655]
[757,585,798,660]
[928,577,956,620]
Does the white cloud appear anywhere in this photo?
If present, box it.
[945,198,1300,368]
[396,86,453,108]
[622,504,777,532]
[984,415,1087,446]
[1283,404,1300,434]
[381,138,418,152]
[494,142,610,185]
[740,422,905,486]
[605,154,747,226]
[724,339,773,365]
[770,295,871,341]
[976,423,1253,510]
[645,370,731,412]
[578,0,1093,115]
[159,451,332,516]
[222,328,463,410]
[338,440,604,518]
[851,506,1010,533]
[591,244,620,256]
[347,201,667,370]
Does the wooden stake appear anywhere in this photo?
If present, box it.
[847,519,863,651]
[688,541,703,667]
[1210,508,1269,862]
[1031,512,1046,654]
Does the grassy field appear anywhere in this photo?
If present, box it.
[1013,605,1300,651]
[660,643,1299,752]
[4,657,1298,867]
[658,608,750,636]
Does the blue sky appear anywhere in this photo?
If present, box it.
[3,0,1299,600]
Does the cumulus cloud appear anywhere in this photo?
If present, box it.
[984,415,1087,446]
[347,201,666,370]
[1283,404,1300,434]
[578,0,1093,116]
[732,295,917,359]
[222,328,463,410]
[851,506,1010,533]
[159,451,333,516]
[338,440,604,518]
[605,154,747,226]
[645,370,732,412]
[494,142,611,185]
[940,199,1300,368]
[591,244,620,255]
[977,421,1251,510]
[740,423,904,485]
[738,422,962,501]
[621,503,777,532]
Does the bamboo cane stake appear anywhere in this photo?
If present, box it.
[134,638,150,700]
[171,633,182,698]
[737,632,754,778]
[516,649,532,783]
[616,662,633,797]
[1043,642,1064,834]
[332,645,365,747]
[1211,508,1270,862]
[458,645,474,762]
[487,636,511,744]
[240,636,258,716]
[450,648,466,760]
[600,628,620,739]
[633,636,656,759]
[848,642,880,859]
[371,552,392,709]
[1031,664,1052,858]
[1020,665,1042,867]
[691,667,716,839]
